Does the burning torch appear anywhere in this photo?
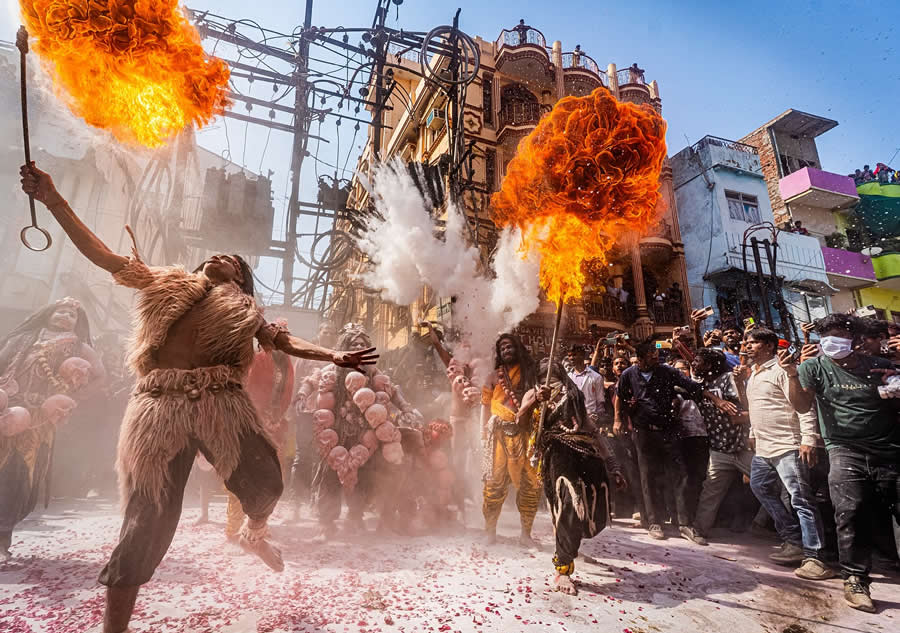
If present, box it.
[15,26,52,252]
[490,87,669,454]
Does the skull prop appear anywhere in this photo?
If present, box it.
[313,409,335,432]
[382,440,404,465]
[364,403,388,428]
[316,391,336,411]
[41,394,77,425]
[315,429,339,458]
[318,368,338,392]
[59,357,92,390]
[371,373,391,394]
[344,371,367,395]
[360,429,379,454]
[452,374,468,395]
[0,406,32,436]
[374,420,396,443]
[348,444,370,469]
[352,387,376,411]
[326,445,350,471]
[374,390,390,406]
[446,359,463,380]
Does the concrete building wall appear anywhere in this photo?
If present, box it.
[739,128,788,225]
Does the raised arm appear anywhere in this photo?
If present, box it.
[420,322,452,368]
[778,349,816,413]
[21,164,128,274]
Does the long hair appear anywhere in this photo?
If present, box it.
[0,302,92,375]
[494,333,538,398]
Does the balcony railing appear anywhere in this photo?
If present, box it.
[617,67,646,86]
[496,25,548,51]
[650,303,685,326]
[584,294,628,322]
[561,52,606,85]
[692,135,757,155]
[498,101,545,128]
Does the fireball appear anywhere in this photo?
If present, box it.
[19,1,230,147]
[492,88,667,304]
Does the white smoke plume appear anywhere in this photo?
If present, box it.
[357,163,541,384]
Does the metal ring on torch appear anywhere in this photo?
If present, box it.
[16,25,53,253]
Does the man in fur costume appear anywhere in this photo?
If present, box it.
[518,359,626,595]
[310,323,423,539]
[20,164,377,633]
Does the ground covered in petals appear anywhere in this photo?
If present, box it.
[1,498,897,632]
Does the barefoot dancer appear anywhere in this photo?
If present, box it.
[20,163,377,633]
[519,359,625,595]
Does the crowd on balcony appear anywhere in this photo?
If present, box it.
[850,163,900,185]
[564,310,900,613]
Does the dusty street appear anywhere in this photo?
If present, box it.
[1,497,897,633]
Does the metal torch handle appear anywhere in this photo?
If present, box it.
[17,25,52,253]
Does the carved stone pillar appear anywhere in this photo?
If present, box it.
[630,240,653,340]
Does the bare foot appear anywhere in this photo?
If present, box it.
[553,574,578,595]
[193,514,209,527]
[484,529,497,545]
[239,535,284,572]
[0,549,11,564]
[519,534,542,550]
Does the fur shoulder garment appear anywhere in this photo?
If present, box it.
[113,257,264,376]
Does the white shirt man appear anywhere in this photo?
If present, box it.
[738,329,831,581]
[568,365,605,422]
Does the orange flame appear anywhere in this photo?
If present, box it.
[492,88,667,304]
[20,1,229,147]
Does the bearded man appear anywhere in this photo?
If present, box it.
[20,163,376,633]
[480,333,541,547]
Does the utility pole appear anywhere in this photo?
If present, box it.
[282,0,315,306]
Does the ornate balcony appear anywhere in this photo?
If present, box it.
[583,293,629,326]
[616,64,651,105]
[494,21,554,79]
[497,101,549,143]
[640,219,674,267]
[561,48,606,95]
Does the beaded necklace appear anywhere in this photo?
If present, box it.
[497,365,521,412]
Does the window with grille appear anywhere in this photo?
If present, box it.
[725,191,761,223]
[483,74,494,126]
[485,149,496,191]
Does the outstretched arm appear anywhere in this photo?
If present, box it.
[271,331,378,369]
[20,164,128,274]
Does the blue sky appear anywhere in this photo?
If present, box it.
[2,1,896,300]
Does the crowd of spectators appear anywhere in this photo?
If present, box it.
[851,163,900,185]
[565,311,900,615]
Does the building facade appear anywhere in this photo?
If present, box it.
[333,20,693,359]
[739,109,897,320]
[672,135,835,335]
